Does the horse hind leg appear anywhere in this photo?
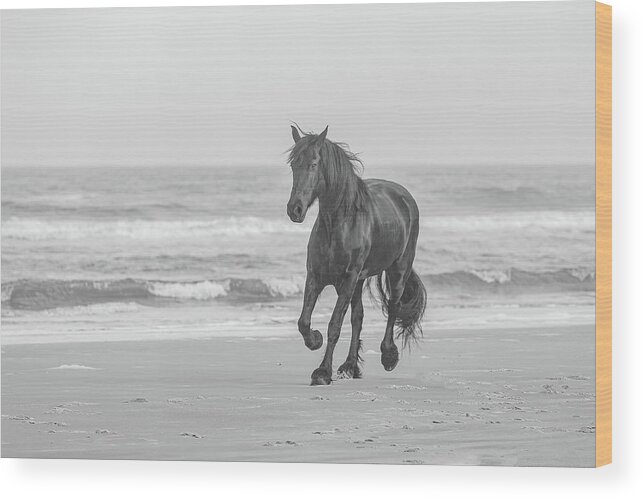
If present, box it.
[338,280,365,379]
[380,267,407,371]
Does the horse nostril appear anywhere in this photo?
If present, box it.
[293,204,303,218]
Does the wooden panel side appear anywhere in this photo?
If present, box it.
[595,1,612,468]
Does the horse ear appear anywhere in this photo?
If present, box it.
[318,126,328,144]
[291,125,301,143]
[315,126,328,151]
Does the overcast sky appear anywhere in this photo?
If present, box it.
[1,1,595,168]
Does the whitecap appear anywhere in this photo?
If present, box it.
[148,280,229,300]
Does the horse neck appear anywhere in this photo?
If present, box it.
[317,167,367,231]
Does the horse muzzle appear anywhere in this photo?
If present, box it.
[287,200,306,223]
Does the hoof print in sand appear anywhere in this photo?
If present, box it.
[263,440,299,447]
[180,432,204,438]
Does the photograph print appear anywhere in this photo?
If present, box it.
[1,1,598,466]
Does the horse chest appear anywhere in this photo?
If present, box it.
[308,229,367,283]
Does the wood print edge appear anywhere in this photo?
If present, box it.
[595,1,612,468]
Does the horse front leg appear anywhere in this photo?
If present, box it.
[337,279,365,379]
[298,272,324,351]
[310,272,359,385]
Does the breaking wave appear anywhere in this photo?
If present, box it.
[423,268,595,292]
[1,268,594,311]
[1,277,305,311]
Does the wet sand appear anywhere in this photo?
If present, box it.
[1,324,595,466]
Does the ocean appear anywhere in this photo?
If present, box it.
[1,164,595,344]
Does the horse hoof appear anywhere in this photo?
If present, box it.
[337,362,362,379]
[310,368,332,385]
[381,345,399,372]
[304,330,323,351]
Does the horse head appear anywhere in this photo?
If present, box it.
[286,125,328,223]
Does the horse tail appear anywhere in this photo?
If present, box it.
[368,269,427,348]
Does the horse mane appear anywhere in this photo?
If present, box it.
[288,129,369,227]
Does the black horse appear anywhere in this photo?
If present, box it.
[287,125,426,385]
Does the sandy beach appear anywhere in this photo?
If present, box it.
[1,322,595,466]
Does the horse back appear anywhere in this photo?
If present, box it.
[365,178,419,232]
